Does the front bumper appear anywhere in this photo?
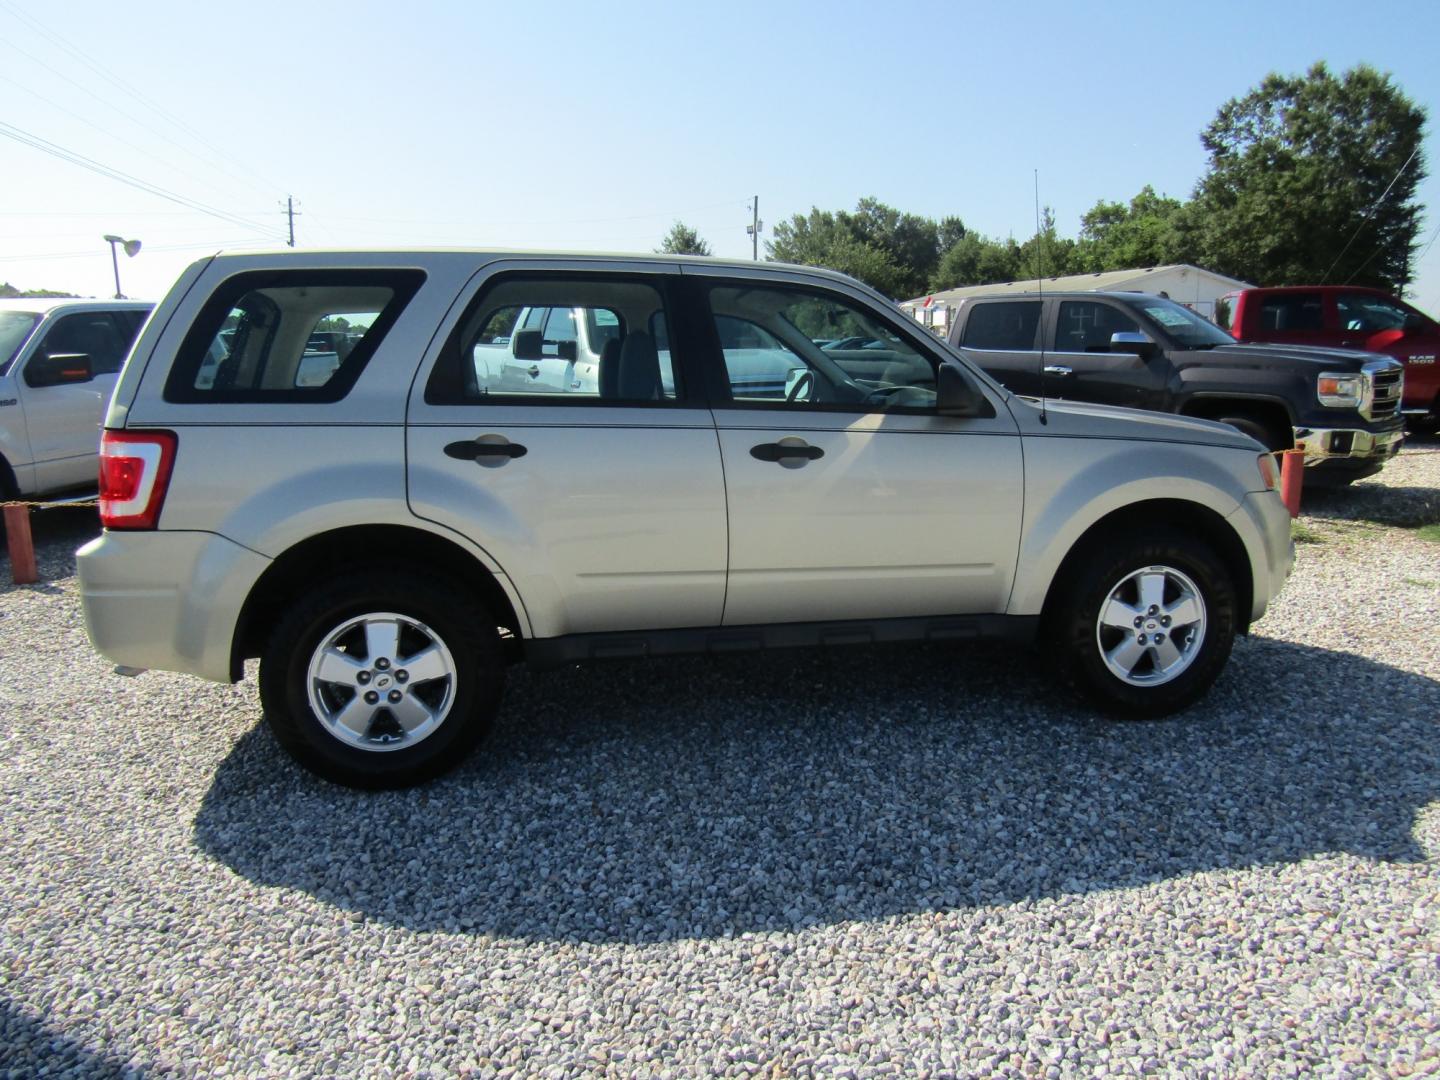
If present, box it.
[1291,425,1404,467]
[77,530,271,683]
[1227,490,1295,626]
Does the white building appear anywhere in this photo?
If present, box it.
[901,264,1253,334]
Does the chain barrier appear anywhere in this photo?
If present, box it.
[2,499,97,585]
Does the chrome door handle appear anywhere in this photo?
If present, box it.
[1043,365,1073,376]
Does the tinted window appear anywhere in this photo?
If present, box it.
[166,270,423,403]
[705,284,938,412]
[1259,293,1323,332]
[1335,293,1411,333]
[962,302,1042,350]
[427,277,680,404]
[1055,302,1140,352]
[33,312,129,376]
[0,311,41,374]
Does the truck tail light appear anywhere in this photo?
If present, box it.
[99,430,177,530]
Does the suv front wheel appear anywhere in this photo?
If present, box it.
[258,571,504,788]
[1054,531,1236,717]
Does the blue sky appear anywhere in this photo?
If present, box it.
[3,0,1439,311]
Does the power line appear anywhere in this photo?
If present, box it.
[0,67,274,212]
[0,1,287,203]
[0,238,278,263]
[1321,145,1421,284]
[314,200,743,229]
[0,121,285,239]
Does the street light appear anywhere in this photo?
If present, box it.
[102,234,141,299]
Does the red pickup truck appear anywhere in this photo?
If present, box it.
[1218,286,1439,433]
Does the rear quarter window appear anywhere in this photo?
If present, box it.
[164,270,424,403]
[961,301,1042,350]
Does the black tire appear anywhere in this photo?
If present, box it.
[1213,410,1290,452]
[0,454,18,501]
[258,571,504,788]
[1052,530,1237,718]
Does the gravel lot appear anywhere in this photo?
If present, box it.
[2,445,1437,1078]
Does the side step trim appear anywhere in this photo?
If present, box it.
[524,614,1039,669]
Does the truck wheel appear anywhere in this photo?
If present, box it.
[1213,411,1290,452]
[1053,531,1236,718]
[258,571,504,788]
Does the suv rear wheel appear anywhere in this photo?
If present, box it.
[258,571,503,788]
[1053,531,1236,717]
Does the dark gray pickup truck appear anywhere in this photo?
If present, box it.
[945,291,1404,484]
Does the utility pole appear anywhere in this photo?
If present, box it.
[282,196,300,247]
[746,196,762,261]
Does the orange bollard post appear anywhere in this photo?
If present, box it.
[1278,449,1304,519]
[3,504,38,585]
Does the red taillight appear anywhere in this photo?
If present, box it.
[99,430,177,530]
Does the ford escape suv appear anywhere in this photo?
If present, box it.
[77,251,1294,788]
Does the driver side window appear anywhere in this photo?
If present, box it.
[705,284,937,412]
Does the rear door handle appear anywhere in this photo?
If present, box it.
[527,365,541,377]
[1043,365,1073,376]
[444,437,528,467]
[751,438,824,467]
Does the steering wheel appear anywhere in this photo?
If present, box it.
[785,370,815,403]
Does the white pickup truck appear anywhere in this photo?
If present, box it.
[0,298,152,498]
[471,305,797,397]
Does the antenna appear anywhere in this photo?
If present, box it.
[1034,169,1047,425]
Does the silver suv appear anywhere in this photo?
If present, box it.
[77,251,1294,788]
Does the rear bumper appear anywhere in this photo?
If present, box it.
[77,530,270,683]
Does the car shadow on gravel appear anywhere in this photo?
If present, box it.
[1303,483,1440,527]
[0,995,132,1077]
[193,633,1440,944]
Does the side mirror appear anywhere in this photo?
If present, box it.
[1402,312,1425,333]
[1110,331,1156,358]
[936,362,989,417]
[26,352,94,388]
[556,340,578,363]
[511,329,543,361]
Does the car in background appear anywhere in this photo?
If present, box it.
[947,290,1404,485]
[1218,285,1440,433]
[0,297,152,499]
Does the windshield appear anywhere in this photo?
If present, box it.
[0,311,42,375]
[1126,297,1236,349]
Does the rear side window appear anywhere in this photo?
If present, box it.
[426,276,681,404]
[165,270,424,403]
[962,301,1041,350]
[1258,293,1323,333]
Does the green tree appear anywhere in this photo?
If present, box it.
[656,221,712,256]
[1016,206,1077,281]
[1072,186,1194,272]
[931,233,1020,290]
[1191,62,1427,290]
[0,282,77,298]
[767,198,951,299]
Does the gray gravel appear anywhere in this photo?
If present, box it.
[2,446,1438,1078]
